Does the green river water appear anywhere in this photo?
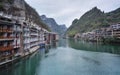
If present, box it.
[0,39,120,75]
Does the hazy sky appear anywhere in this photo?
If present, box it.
[25,0,120,27]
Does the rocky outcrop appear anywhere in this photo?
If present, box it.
[0,0,50,30]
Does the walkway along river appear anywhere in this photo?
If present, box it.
[0,39,120,75]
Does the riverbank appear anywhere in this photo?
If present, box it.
[0,46,39,68]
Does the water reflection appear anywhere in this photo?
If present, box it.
[0,51,41,75]
[51,41,58,48]
[36,47,120,75]
[68,39,120,54]
[0,39,120,75]
[58,38,68,47]
[0,41,58,75]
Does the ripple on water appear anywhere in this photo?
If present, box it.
[36,47,120,75]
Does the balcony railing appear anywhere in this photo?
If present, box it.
[0,36,13,39]
[0,36,14,41]
[14,44,20,48]
[0,55,14,63]
[0,29,13,33]
[31,33,38,36]
[14,28,22,32]
[0,46,14,51]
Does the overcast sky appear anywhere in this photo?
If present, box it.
[25,0,120,27]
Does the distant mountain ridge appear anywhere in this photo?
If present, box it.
[67,7,120,36]
[40,15,67,36]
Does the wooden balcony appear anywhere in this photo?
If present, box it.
[0,36,13,39]
[0,29,13,33]
[0,36,14,41]
[113,34,120,37]
[0,46,14,51]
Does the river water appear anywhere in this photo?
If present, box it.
[0,39,120,75]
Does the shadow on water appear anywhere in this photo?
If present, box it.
[0,51,42,75]
[0,41,58,75]
[58,38,68,47]
[68,38,120,54]
[0,39,120,75]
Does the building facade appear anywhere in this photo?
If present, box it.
[0,16,59,65]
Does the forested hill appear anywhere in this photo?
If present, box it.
[67,7,120,36]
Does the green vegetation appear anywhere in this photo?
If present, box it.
[0,3,4,11]
[25,3,50,30]
[7,0,14,4]
[68,30,78,37]
[67,7,120,36]
[103,37,120,43]
[0,0,14,4]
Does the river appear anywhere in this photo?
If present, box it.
[0,39,120,75]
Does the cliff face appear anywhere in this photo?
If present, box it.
[67,7,120,36]
[13,0,25,9]
[0,0,50,30]
[0,0,25,16]
[59,24,67,32]
[40,15,59,32]
[40,15,67,36]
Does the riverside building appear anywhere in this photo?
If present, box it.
[0,16,58,66]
